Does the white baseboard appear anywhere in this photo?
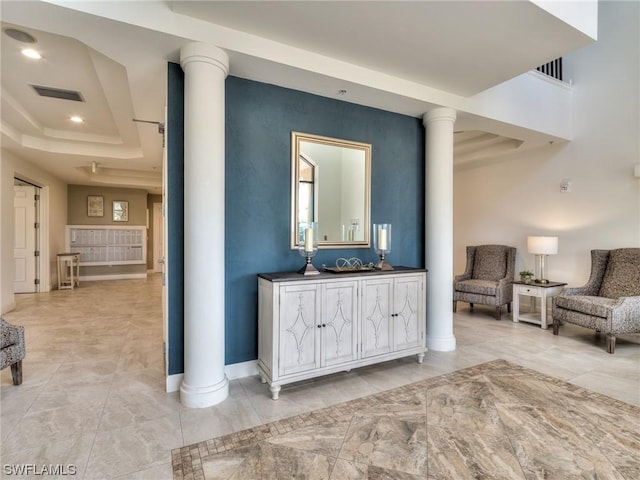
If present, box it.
[166,373,183,393]
[165,360,258,393]
[80,273,148,282]
[225,360,258,380]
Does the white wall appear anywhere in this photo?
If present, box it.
[1,149,67,313]
[453,0,639,287]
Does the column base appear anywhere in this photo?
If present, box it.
[180,376,229,408]
[426,335,456,351]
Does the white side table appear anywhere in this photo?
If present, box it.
[57,252,80,290]
[512,281,566,329]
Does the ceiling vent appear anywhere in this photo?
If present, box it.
[31,85,84,102]
[3,28,37,43]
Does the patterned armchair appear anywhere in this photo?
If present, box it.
[453,245,517,320]
[552,248,640,353]
[1,318,25,385]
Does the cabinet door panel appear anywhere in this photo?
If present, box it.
[279,284,319,376]
[322,281,358,366]
[361,279,393,358]
[393,276,424,351]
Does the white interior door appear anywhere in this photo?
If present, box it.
[14,185,37,293]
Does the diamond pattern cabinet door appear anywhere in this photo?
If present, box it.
[279,284,320,376]
[321,281,358,367]
[361,278,393,358]
[392,275,424,351]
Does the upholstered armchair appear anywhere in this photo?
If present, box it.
[1,318,25,385]
[552,248,640,354]
[453,245,517,320]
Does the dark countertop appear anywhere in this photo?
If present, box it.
[258,266,427,282]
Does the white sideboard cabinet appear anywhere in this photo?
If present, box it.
[258,268,427,400]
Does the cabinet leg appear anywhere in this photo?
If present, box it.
[259,374,267,384]
[417,353,425,364]
[269,385,281,401]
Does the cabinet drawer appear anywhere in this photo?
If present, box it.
[517,285,540,296]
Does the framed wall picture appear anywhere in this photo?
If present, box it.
[87,195,104,217]
[113,200,129,222]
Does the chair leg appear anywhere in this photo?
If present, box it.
[507,302,511,313]
[495,306,501,320]
[606,335,616,354]
[10,360,23,385]
[453,301,457,313]
[469,303,474,310]
[552,319,559,335]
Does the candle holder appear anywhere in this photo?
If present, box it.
[298,222,320,275]
[373,223,393,270]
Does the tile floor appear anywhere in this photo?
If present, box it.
[174,360,640,479]
[1,275,638,479]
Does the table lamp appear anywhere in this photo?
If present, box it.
[527,236,558,284]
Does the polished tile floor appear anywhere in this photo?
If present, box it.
[175,360,640,479]
[1,275,638,479]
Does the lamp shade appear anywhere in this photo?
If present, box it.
[527,236,558,255]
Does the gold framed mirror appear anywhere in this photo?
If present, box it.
[291,132,371,249]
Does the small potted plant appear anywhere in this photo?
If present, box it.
[519,270,534,284]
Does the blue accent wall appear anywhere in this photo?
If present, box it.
[167,62,184,375]
[167,66,425,369]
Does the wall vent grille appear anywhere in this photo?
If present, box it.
[31,85,84,102]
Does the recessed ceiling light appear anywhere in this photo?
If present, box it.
[21,48,41,59]
[70,116,84,123]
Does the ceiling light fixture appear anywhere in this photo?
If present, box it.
[70,116,84,123]
[21,48,41,59]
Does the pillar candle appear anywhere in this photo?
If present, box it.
[304,227,314,252]
[379,228,388,251]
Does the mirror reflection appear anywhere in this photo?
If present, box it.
[291,132,371,248]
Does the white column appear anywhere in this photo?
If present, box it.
[423,108,457,351]
[180,43,229,408]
